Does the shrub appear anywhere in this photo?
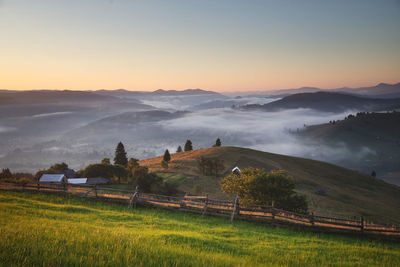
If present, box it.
[220,168,308,214]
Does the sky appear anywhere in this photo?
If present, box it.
[0,0,399,92]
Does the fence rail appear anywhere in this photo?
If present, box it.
[1,182,399,236]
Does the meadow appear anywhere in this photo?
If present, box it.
[0,191,399,266]
[140,146,400,224]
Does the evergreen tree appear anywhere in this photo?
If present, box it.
[114,142,128,166]
[176,146,183,153]
[163,149,171,162]
[214,138,221,147]
[371,170,376,178]
[184,140,193,151]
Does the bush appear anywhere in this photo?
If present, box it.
[128,165,163,193]
[220,168,308,214]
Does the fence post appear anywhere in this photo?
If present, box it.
[94,185,98,198]
[134,186,139,209]
[181,193,187,209]
[37,182,40,192]
[360,216,364,233]
[310,212,314,226]
[129,186,138,209]
[231,195,239,222]
[271,201,276,221]
[202,194,208,217]
[236,197,240,216]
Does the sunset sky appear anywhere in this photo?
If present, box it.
[0,0,399,92]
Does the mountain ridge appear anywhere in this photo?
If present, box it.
[243,91,400,112]
[264,82,400,97]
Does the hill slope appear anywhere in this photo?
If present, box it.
[140,147,400,224]
[244,92,400,112]
[298,112,400,185]
[265,82,400,98]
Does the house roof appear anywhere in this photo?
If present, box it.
[86,177,110,185]
[67,178,87,184]
[39,174,66,183]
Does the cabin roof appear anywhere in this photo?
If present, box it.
[86,177,110,185]
[39,174,66,183]
[67,178,87,184]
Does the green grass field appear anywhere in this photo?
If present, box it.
[1,191,399,266]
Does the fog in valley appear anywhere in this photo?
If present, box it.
[0,92,374,176]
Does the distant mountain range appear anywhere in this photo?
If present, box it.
[94,88,222,99]
[243,91,400,113]
[0,90,144,105]
[265,82,400,98]
[0,88,223,105]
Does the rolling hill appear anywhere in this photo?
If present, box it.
[0,90,146,105]
[243,92,400,112]
[265,82,400,98]
[298,112,400,185]
[139,146,400,224]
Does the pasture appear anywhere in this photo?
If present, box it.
[0,191,399,266]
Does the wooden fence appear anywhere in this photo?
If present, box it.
[1,182,399,236]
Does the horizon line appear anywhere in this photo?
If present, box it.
[0,81,399,93]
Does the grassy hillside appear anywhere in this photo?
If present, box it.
[1,191,399,266]
[139,147,400,224]
[298,112,400,185]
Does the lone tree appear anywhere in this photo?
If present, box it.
[213,138,221,147]
[163,149,171,162]
[114,142,128,166]
[371,170,376,178]
[176,146,183,153]
[220,168,308,214]
[184,140,193,151]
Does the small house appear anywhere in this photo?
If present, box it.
[39,174,67,184]
[232,167,241,176]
